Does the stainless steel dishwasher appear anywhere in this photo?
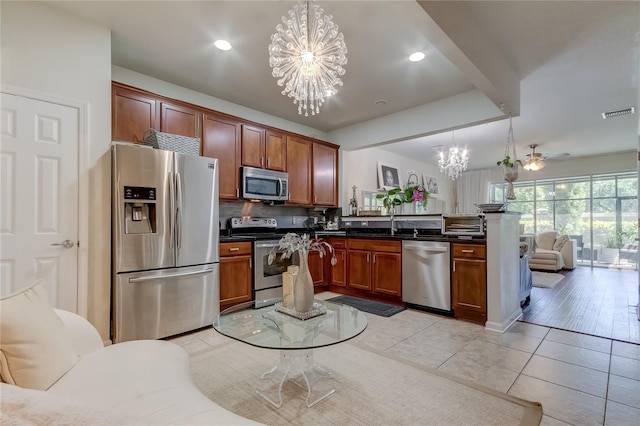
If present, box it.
[402,240,452,313]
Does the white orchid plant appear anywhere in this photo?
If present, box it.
[268,233,337,265]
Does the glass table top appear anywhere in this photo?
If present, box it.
[213,299,368,350]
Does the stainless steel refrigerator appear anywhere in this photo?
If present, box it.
[111,143,219,343]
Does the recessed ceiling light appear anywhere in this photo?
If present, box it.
[214,39,232,51]
[375,100,388,106]
[409,52,425,62]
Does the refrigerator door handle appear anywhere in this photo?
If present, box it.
[168,171,174,249]
[128,268,214,283]
[176,172,183,249]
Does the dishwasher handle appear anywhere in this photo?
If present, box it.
[403,245,449,253]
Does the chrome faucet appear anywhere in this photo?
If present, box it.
[390,215,397,236]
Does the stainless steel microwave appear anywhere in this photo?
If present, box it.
[241,166,289,201]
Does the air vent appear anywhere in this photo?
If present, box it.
[602,107,635,119]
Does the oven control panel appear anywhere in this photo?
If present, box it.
[229,217,278,229]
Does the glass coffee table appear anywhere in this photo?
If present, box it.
[213,299,367,408]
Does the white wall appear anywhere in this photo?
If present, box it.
[1,2,112,339]
[484,151,636,184]
[343,147,452,213]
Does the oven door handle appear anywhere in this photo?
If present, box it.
[256,242,281,249]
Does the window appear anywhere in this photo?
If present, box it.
[490,172,637,269]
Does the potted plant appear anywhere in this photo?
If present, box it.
[403,183,428,214]
[376,187,406,216]
[497,155,521,200]
[496,155,522,169]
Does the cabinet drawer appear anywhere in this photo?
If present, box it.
[348,239,401,253]
[327,237,347,249]
[452,244,486,260]
[220,242,252,256]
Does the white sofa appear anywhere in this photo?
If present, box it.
[529,231,577,271]
[0,284,261,425]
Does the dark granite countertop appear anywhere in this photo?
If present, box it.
[219,230,486,245]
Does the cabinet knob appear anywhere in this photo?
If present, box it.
[261,157,264,167]
[228,247,240,252]
[267,158,271,167]
[461,249,474,253]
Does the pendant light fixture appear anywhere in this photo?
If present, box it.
[268,0,348,116]
[438,130,469,181]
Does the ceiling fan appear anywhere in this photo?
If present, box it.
[523,144,569,171]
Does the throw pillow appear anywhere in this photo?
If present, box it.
[0,282,79,390]
[536,231,557,250]
[553,234,570,251]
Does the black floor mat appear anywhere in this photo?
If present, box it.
[326,295,406,317]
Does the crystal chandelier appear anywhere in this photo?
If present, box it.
[268,0,348,116]
[438,131,469,180]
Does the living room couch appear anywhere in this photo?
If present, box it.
[0,283,261,425]
[528,231,577,271]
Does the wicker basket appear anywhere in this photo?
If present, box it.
[143,129,200,156]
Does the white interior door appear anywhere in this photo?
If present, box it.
[0,93,79,311]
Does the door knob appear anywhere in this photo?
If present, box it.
[51,240,75,249]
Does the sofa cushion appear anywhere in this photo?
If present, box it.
[553,234,570,251]
[536,231,557,250]
[49,339,260,425]
[1,383,130,424]
[0,282,78,390]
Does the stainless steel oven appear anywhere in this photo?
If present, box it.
[228,216,300,308]
[253,239,299,308]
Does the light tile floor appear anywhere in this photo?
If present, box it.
[171,292,640,426]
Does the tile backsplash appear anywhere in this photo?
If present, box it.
[219,201,341,229]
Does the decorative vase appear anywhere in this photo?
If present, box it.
[415,200,427,214]
[294,250,314,313]
[404,202,416,215]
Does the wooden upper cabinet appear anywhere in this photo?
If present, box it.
[265,130,287,171]
[112,84,158,143]
[241,124,265,168]
[286,136,312,205]
[160,102,202,140]
[202,113,241,200]
[241,125,287,172]
[312,143,338,206]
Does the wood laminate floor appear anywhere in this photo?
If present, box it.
[521,267,640,344]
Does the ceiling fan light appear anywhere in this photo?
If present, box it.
[524,158,544,171]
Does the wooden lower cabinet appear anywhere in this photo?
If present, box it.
[345,239,402,299]
[372,252,402,296]
[219,242,253,310]
[308,250,324,286]
[347,250,372,291]
[326,238,347,287]
[451,243,487,324]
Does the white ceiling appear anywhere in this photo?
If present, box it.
[49,1,639,170]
